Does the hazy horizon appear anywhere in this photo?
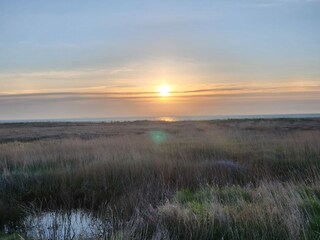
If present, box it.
[1,0,320,120]
[1,113,320,123]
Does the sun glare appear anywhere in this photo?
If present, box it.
[158,85,171,97]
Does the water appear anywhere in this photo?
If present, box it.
[1,113,319,123]
[4,211,104,240]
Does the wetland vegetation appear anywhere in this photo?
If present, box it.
[1,118,320,239]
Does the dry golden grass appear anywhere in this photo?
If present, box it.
[0,118,320,239]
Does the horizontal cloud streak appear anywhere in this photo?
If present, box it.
[1,85,319,102]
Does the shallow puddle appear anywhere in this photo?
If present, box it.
[5,210,104,240]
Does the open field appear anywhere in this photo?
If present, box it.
[1,118,320,239]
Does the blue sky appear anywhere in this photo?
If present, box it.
[0,0,319,119]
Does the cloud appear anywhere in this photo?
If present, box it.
[1,84,319,102]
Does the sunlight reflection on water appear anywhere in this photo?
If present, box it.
[157,117,177,122]
[22,211,103,240]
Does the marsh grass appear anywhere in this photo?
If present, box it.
[0,119,320,239]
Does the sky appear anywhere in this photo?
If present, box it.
[0,0,320,120]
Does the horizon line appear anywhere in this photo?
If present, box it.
[1,113,320,123]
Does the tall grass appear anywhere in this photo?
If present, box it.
[0,119,320,239]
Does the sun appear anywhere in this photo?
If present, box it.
[158,85,171,97]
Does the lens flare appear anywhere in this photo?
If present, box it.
[149,130,167,144]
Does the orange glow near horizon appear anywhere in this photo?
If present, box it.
[158,116,177,122]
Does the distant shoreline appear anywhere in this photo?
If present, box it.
[1,113,320,124]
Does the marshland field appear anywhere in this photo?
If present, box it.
[1,118,320,240]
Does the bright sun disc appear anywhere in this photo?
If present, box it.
[158,85,171,97]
